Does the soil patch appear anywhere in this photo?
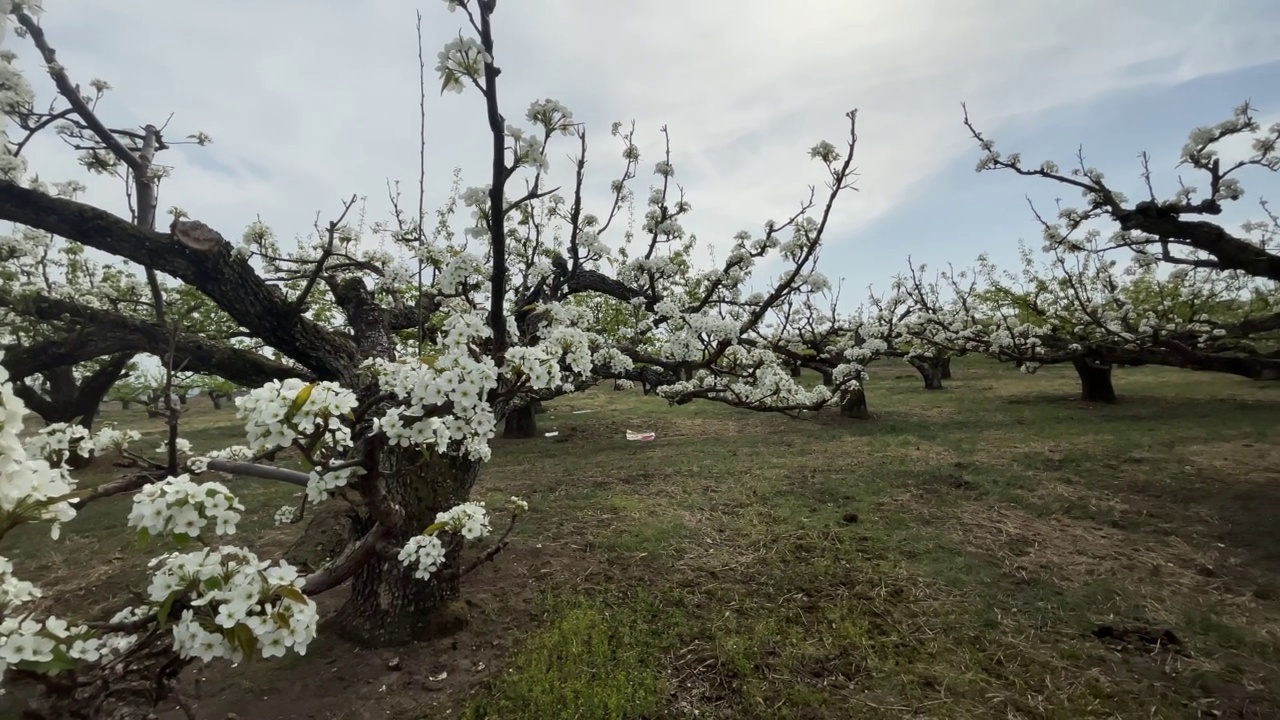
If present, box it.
[155,543,592,719]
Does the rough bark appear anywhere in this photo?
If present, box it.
[1114,201,1280,282]
[939,356,952,380]
[0,182,358,382]
[333,448,480,647]
[15,629,190,720]
[0,290,313,387]
[10,354,131,446]
[840,385,869,419]
[789,363,802,378]
[908,357,946,390]
[1072,356,1117,403]
[501,403,539,439]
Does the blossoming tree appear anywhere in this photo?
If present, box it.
[891,238,1280,402]
[948,101,1280,398]
[0,0,870,714]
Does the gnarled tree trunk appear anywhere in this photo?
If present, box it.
[333,447,480,647]
[1072,356,1116,403]
[11,355,132,469]
[10,354,130,432]
[840,384,869,419]
[16,630,190,720]
[501,402,539,439]
[908,357,946,390]
[939,356,952,380]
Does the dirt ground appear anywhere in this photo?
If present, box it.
[154,544,587,720]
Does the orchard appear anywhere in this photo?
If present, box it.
[0,0,1278,718]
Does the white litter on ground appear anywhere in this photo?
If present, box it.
[625,431,656,441]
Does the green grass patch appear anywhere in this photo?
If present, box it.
[463,592,673,720]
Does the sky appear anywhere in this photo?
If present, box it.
[8,0,1280,313]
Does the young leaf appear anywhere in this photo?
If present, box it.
[156,592,178,627]
[276,585,308,606]
[288,383,316,419]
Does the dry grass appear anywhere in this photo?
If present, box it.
[4,358,1280,719]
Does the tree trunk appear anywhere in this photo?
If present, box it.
[789,363,802,378]
[10,354,129,433]
[939,357,952,380]
[16,631,189,719]
[840,385,869,419]
[1072,357,1117,403]
[820,368,834,387]
[120,400,132,410]
[530,399,546,414]
[333,448,480,647]
[208,390,225,410]
[908,358,946,390]
[501,402,539,439]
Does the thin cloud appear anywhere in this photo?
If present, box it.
[12,0,1280,274]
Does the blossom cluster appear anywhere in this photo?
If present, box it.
[398,498,527,581]
[145,547,318,661]
[0,355,143,687]
[0,365,77,540]
[235,378,358,452]
[127,474,245,539]
[21,420,140,467]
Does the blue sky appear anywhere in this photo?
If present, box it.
[9,0,1280,317]
[841,60,1280,300]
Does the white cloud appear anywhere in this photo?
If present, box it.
[10,0,1280,272]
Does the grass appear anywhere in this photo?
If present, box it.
[3,357,1280,719]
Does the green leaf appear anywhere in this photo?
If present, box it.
[276,585,308,606]
[288,383,316,419]
[172,532,192,549]
[422,522,448,535]
[231,622,258,659]
[156,592,178,627]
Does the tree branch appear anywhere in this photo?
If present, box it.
[0,291,312,387]
[0,183,357,381]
